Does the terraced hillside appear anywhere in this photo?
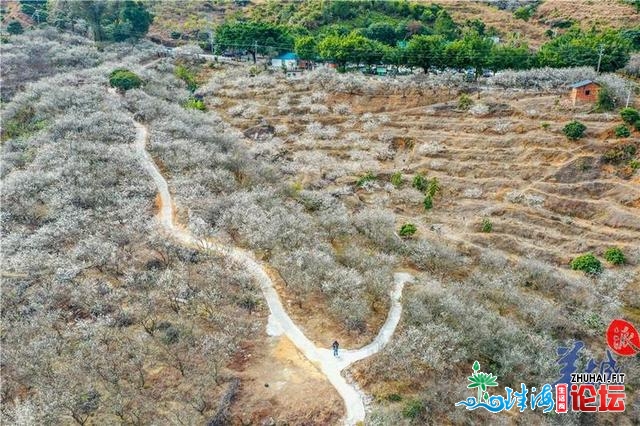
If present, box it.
[203,71,640,270]
[194,66,639,423]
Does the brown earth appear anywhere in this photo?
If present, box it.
[230,335,343,425]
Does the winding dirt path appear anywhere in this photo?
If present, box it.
[133,121,413,425]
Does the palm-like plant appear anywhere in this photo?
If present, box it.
[467,361,499,402]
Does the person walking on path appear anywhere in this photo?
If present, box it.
[332,340,339,357]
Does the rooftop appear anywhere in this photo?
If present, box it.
[274,52,298,60]
[569,80,599,88]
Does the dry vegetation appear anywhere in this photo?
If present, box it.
[536,0,640,31]
[438,0,640,48]
[2,26,640,425]
[198,64,640,423]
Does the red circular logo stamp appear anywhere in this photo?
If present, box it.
[606,319,640,356]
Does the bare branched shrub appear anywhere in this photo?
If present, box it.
[488,66,596,90]
[505,190,545,206]
[306,122,338,139]
[309,104,329,115]
[623,53,640,77]
[470,103,490,116]
[332,103,351,114]
[493,119,512,134]
[274,124,289,135]
[277,95,291,113]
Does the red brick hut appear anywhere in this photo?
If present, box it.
[569,80,600,105]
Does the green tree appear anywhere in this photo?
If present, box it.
[365,22,398,46]
[20,0,48,23]
[445,32,494,77]
[118,0,153,40]
[6,20,23,35]
[433,9,459,41]
[216,21,293,63]
[294,35,317,61]
[70,1,109,42]
[329,0,357,20]
[620,27,640,50]
[406,34,445,72]
[318,35,348,66]
[465,19,486,36]
[384,46,408,69]
[538,28,631,72]
[318,32,385,67]
[489,44,534,71]
[60,0,152,42]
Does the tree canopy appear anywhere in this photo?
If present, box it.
[216,21,293,62]
[50,0,153,42]
[538,28,631,72]
[318,32,387,67]
[406,35,445,72]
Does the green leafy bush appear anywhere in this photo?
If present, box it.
[514,5,535,21]
[563,120,586,140]
[109,69,142,91]
[604,247,625,265]
[175,65,198,92]
[7,20,23,35]
[595,86,615,112]
[481,218,493,233]
[426,177,441,198]
[629,159,640,171]
[458,94,473,110]
[423,195,433,210]
[614,124,630,138]
[390,171,403,188]
[412,174,428,192]
[570,253,602,276]
[541,122,550,130]
[356,171,376,187]
[184,97,206,111]
[620,107,640,125]
[399,223,417,237]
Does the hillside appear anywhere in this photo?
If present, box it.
[143,0,640,49]
[440,0,640,48]
[2,2,640,425]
